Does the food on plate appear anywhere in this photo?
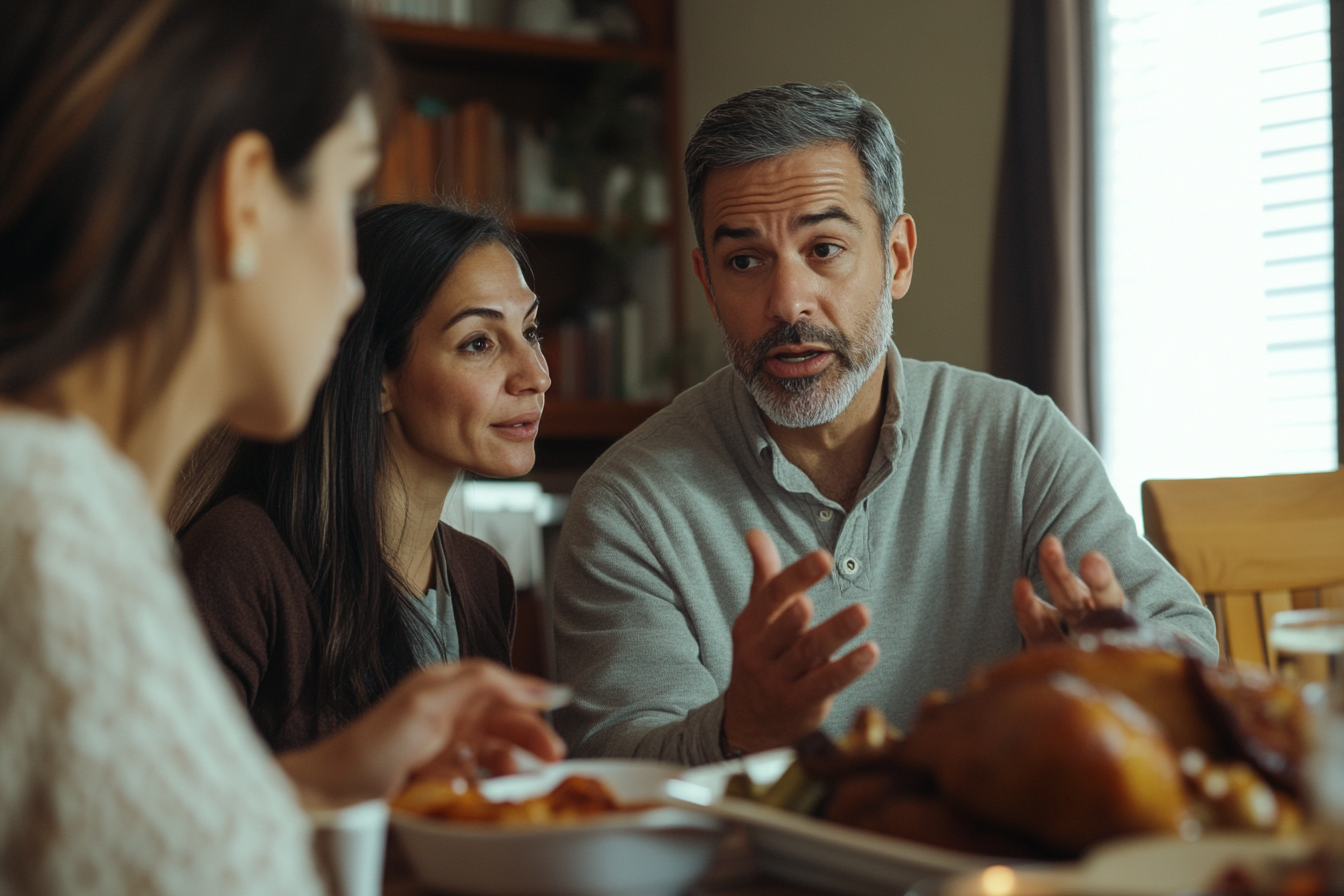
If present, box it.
[729,635,1309,858]
[905,670,1190,853]
[394,774,652,824]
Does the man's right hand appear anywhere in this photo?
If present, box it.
[722,529,880,755]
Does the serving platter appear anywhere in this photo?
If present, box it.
[669,749,1001,896]
[941,832,1313,896]
[669,750,1313,896]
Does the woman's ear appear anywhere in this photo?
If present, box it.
[380,372,395,414]
[213,131,277,283]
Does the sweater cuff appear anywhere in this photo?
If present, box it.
[682,693,730,767]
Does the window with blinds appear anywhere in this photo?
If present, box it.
[1094,0,1337,525]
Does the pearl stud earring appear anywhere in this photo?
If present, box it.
[230,244,259,280]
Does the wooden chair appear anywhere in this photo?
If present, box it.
[1141,469,1344,670]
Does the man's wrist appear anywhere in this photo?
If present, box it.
[719,721,745,760]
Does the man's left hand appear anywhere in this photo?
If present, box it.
[1013,534,1126,646]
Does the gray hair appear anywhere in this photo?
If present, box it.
[683,82,904,253]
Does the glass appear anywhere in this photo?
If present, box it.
[1269,608,1344,690]
[1270,608,1344,891]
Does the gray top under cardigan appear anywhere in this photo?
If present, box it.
[405,535,461,666]
[552,342,1216,766]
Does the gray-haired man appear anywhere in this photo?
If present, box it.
[552,83,1216,765]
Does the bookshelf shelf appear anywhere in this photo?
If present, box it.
[369,18,671,69]
[511,214,671,239]
[540,399,666,440]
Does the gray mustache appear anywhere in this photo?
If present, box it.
[749,321,855,374]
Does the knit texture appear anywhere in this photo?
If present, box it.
[0,411,322,896]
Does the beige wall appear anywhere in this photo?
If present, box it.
[677,0,1011,377]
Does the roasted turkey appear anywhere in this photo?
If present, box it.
[760,631,1310,858]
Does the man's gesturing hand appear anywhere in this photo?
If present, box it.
[1013,534,1127,647]
[722,529,880,755]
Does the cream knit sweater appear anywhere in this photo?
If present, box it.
[0,410,323,896]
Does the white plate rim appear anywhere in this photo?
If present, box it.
[390,804,722,838]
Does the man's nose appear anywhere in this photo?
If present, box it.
[764,255,819,325]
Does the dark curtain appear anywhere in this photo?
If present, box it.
[990,0,1095,442]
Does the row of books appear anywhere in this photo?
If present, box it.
[377,99,510,208]
[545,304,645,401]
[349,0,642,44]
[541,245,675,402]
[377,98,669,223]
[348,0,474,27]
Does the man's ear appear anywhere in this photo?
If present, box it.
[692,248,719,321]
[887,214,917,300]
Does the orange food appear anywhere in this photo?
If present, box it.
[393,775,646,824]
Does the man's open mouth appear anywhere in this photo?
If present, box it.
[769,348,829,363]
[762,345,836,380]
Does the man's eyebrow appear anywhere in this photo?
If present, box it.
[710,207,860,247]
[712,224,759,246]
[795,206,860,230]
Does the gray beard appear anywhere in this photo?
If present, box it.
[719,288,893,429]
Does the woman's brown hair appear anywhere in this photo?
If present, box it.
[0,0,390,419]
[176,204,526,723]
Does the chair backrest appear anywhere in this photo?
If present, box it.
[1141,469,1344,670]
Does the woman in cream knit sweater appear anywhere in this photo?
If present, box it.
[0,1,563,893]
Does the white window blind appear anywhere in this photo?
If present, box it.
[1095,0,1338,525]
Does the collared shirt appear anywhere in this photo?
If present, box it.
[552,343,1217,766]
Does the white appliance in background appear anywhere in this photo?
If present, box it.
[441,480,567,592]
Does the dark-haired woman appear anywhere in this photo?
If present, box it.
[175,202,551,756]
[0,2,561,892]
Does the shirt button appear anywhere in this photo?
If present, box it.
[818,509,834,522]
[842,557,860,575]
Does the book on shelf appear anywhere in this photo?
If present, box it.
[377,97,577,215]
[540,283,673,404]
[351,0,644,43]
[348,0,473,26]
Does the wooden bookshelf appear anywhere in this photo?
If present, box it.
[366,1,682,459]
[370,18,672,69]
[511,214,672,239]
[539,398,666,440]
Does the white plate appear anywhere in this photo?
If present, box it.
[942,832,1312,896]
[669,749,1000,896]
[392,759,724,896]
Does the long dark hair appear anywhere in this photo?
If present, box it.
[178,203,526,722]
[0,0,390,422]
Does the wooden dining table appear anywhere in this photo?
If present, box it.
[382,825,842,896]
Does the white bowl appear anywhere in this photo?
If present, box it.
[391,759,725,896]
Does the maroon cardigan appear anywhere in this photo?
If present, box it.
[179,495,515,752]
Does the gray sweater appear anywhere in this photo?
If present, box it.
[553,345,1217,765]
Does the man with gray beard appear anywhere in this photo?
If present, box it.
[551,83,1216,765]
